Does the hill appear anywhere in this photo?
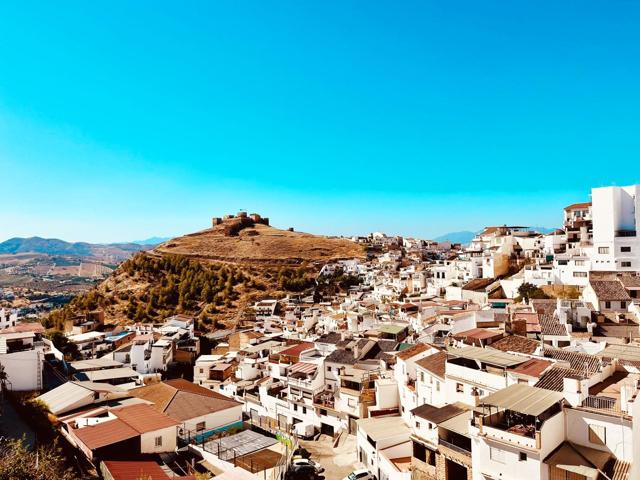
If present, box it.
[0,237,155,258]
[154,221,363,266]
[433,231,476,245]
[45,218,365,331]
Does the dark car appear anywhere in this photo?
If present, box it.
[286,464,324,480]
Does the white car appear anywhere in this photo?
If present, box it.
[343,469,376,480]
[291,458,324,473]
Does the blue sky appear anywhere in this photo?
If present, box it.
[1,1,639,243]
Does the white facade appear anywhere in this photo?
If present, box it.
[591,185,640,271]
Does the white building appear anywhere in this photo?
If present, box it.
[591,184,640,271]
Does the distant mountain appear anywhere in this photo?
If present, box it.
[434,231,476,245]
[0,237,150,257]
[434,226,558,245]
[529,226,558,234]
[131,237,171,245]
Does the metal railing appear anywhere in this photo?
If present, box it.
[438,438,471,456]
[582,395,620,413]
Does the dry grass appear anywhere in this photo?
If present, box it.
[154,223,365,266]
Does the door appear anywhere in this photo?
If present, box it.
[320,423,334,437]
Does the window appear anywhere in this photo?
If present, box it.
[621,246,631,253]
[621,301,627,309]
[436,381,440,392]
[605,301,611,309]
[598,247,610,254]
[302,407,307,414]
[519,452,527,462]
[573,272,587,278]
[420,372,425,382]
[415,421,421,429]
[589,424,606,445]
[575,260,585,266]
[155,436,163,447]
[293,404,297,411]
[622,261,632,267]
[196,421,206,432]
[199,368,204,374]
[456,383,464,393]
[490,447,505,463]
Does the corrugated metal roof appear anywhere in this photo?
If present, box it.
[356,416,410,441]
[73,418,138,450]
[288,362,318,375]
[449,345,528,367]
[481,384,564,416]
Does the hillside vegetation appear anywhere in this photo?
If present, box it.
[46,220,365,331]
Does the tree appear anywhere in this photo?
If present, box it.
[45,330,80,361]
[517,282,548,303]
[0,438,78,480]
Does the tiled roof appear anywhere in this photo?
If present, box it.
[415,351,447,379]
[279,342,314,356]
[73,418,138,450]
[0,322,45,334]
[542,347,601,374]
[619,275,640,289]
[509,358,552,378]
[490,335,540,355]
[325,349,357,365]
[111,403,179,433]
[564,202,591,211]
[103,460,175,480]
[411,402,469,424]
[453,328,503,341]
[590,280,631,302]
[395,343,430,361]
[130,379,241,422]
[530,299,557,315]
[539,314,569,337]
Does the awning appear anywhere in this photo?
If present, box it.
[481,384,563,416]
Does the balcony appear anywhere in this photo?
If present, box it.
[438,438,471,457]
[314,390,336,409]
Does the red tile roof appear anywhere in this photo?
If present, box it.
[509,358,553,378]
[279,342,314,356]
[453,328,503,341]
[415,351,447,379]
[396,342,430,361]
[73,419,138,450]
[0,322,45,334]
[103,460,174,480]
[112,403,179,433]
[564,202,591,211]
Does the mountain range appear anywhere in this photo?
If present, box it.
[0,237,158,257]
[434,226,557,245]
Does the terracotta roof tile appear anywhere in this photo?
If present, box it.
[490,335,540,355]
[395,343,430,361]
[415,351,447,379]
[111,403,178,433]
[73,419,138,450]
[589,280,631,302]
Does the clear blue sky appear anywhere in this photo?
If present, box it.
[1,1,639,243]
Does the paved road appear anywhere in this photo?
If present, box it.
[299,434,364,480]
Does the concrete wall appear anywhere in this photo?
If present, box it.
[140,426,177,454]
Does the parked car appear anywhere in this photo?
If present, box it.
[292,458,324,473]
[286,464,324,480]
[343,469,376,480]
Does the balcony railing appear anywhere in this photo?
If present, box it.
[438,438,471,456]
[616,230,637,237]
[581,395,620,414]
